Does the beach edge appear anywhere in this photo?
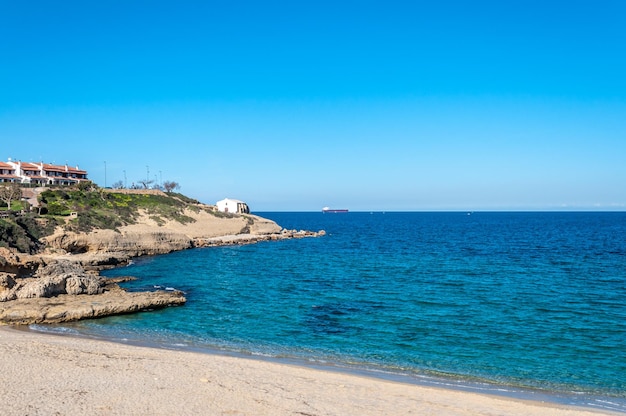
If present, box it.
[0,326,619,416]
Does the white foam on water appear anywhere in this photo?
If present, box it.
[29,324,81,335]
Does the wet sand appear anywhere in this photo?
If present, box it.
[0,327,619,416]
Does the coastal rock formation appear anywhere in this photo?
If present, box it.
[0,206,321,325]
[0,258,187,325]
[0,287,186,325]
[0,243,188,324]
[0,274,16,300]
[45,228,194,257]
[0,260,102,302]
[0,248,43,277]
[42,209,283,260]
[194,229,326,247]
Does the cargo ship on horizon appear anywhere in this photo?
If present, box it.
[322,207,349,213]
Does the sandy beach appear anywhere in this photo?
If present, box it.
[0,327,618,416]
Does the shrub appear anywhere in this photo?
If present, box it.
[0,218,40,253]
[47,201,71,216]
[3,188,202,249]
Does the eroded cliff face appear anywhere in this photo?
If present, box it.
[0,209,312,325]
[42,209,283,258]
[44,229,194,257]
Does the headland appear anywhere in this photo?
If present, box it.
[0,188,323,324]
[0,191,620,415]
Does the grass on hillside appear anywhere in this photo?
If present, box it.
[0,200,28,212]
[0,215,60,254]
[0,188,229,253]
[38,189,203,232]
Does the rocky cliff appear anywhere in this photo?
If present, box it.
[0,206,323,325]
[42,209,282,259]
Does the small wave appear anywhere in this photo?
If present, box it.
[29,325,81,335]
[250,351,276,358]
[151,285,178,291]
[586,399,626,413]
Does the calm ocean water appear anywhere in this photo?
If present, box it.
[34,212,626,412]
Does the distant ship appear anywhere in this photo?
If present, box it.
[322,207,349,213]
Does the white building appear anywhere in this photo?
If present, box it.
[216,198,250,214]
[1,159,88,185]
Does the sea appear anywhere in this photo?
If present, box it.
[31,212,626,413]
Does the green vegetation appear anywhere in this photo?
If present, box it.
[0,187,217,253]
[210,209,237,219]
[0,200,28,212]
[0,215,59,254]
[239,215,255,234]
[38,189,198,233]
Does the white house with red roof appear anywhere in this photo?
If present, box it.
[0,161,20,183]
[1,159,88,185]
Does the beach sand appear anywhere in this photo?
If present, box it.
[0,327,617,416]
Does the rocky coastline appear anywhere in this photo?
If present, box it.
[0,210,324,325]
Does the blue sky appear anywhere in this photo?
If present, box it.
[1,1,625,211]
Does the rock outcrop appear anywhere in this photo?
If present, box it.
[45,229,194,257]
[194,229,326,247]
[0,287,186,325]
[0,248,43,277]
[0,206,323,325]
[42,210,283,260]
[0,260,100,302]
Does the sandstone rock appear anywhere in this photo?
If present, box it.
[44,229,194,258]
[0,273,16,290]
[0,248,40,277]
[0,273,17,302]
[193,229,326,248]
[65,275,102,295]
[10,260,103,299]
[247,215,283,235]
[17,276,66,299]
[35,259,85,279]
[0,289,186,325]
[0,210,320,325]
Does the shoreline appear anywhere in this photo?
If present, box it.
[6,325,623,415]
[11,327,626,415]
[0,213,626,415]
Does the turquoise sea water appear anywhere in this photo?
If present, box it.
[35,212,626,412]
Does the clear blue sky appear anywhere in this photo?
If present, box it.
[1,1,625,211]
